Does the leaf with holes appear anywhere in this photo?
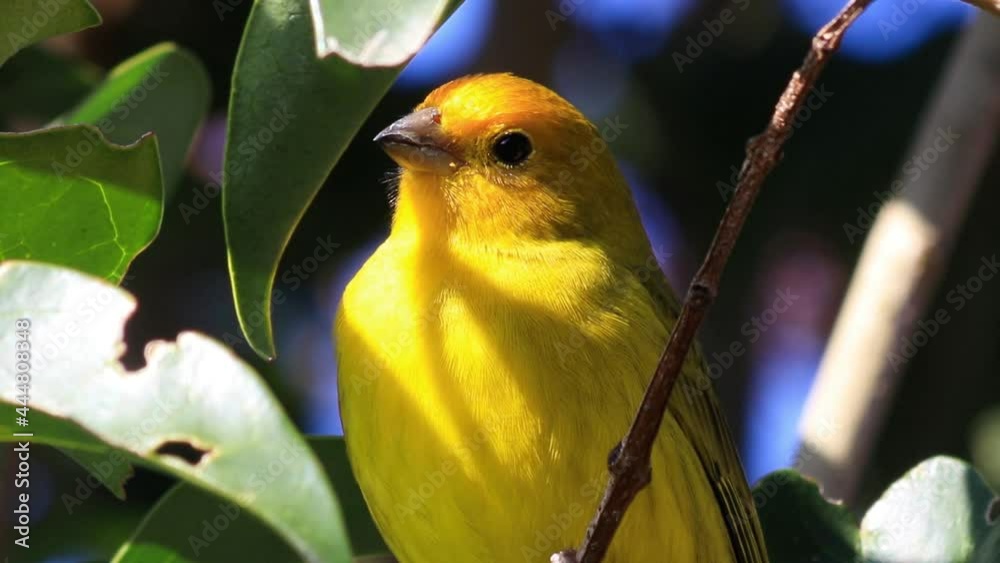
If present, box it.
[0,261,352,563]
[57,42,211,194]
[861,456,998,563]
[0,127,162,283]
[0,0,101,66]
[111,437,387,562]
[0,409,137,499]
[224,0,461,358]
[753,469,860,563]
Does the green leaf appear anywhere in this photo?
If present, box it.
[0,126,162,283]
[0,46,101,125]
[753,469,860,563]
[58,42,212,193]
[0,0,101,66]
[224,0,458,358]
[0,408,137,500]
[62,445,135,500]
[111,437,387,562]
[111,484,302,563]
[0,387,138,501]
[861,456,998,563]
[30,476,146,562]
[972,514,1000,563]
[308,0,459,66]
[0,43,208,281]
[0,262,352,563]
[311,436,388,557]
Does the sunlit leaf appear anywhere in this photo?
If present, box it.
[861,456,998,562]
[0,262,352,563]
[308,0,459,66]
[111,437,387,563]
[0,127,162,283]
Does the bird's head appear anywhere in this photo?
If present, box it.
[376,73,643,249]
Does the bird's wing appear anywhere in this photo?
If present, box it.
[641,271,770,563]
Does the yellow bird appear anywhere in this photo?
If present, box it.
[336,73,767,563]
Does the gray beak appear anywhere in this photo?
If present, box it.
[374,107,463,176]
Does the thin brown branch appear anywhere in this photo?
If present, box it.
[552,1,877,561]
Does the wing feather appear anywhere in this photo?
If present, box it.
[641,271,769,563]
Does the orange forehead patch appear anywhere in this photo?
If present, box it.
[416,73,591,145]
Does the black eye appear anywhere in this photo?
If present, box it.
[491,132,532,166]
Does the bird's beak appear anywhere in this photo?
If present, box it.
[374,107,463,176]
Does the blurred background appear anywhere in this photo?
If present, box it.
[2,0,998,560]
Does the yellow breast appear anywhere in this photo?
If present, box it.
[335,237,734,563]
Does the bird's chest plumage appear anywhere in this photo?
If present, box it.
[336,240,732,563]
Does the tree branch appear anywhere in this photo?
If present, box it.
[552,1,876,561]
[798,14,1000,502]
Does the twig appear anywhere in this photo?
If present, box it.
[798,14,1000,502]
[552,1,876,561]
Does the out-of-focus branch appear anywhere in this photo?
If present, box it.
[798,14,1000,502]
[551,1,877,562]
[966,0,1000,15]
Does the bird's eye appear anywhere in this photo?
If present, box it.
[491,132,533,166]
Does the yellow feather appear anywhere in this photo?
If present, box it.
[336,74,767,563]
